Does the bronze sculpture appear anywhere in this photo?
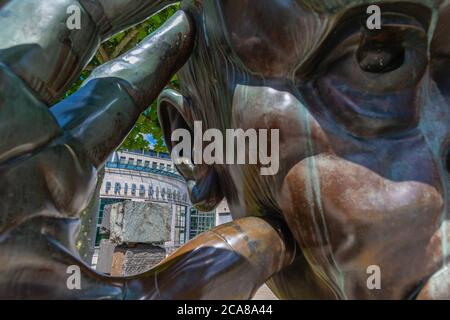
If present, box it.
[0,0,449,299]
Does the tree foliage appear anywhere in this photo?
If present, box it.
[66,5,180,152]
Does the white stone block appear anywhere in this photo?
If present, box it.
[109,201,171,244]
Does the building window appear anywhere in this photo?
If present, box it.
[167,189,172,200]
[174,205,187,245]
[156,187,160,199]
[124,183,128,195]
[128,158,134,165]
[149,186,154,198]
[152,162,157,169]
[131,184,137,196]
[161,188,166,200]
[167,164,172,170]
[159,163,165,170]
[137,159,143,167]
[105,181,111,193]
[114,183,121,195]
[144,161,150,167]
[119,156,126,164]
[139,185,145,197]
[189,209,216,240]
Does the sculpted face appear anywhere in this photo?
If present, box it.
[159,0,450,299]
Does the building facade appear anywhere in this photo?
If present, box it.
[95,150,232,254]
[215,200,232,226]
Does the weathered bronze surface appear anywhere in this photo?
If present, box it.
[160,0,450,299]
[0,0,449,299]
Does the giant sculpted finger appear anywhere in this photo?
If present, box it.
[51,10,194,167]
[0,3,197,299]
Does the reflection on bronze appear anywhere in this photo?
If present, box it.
[0,0,450,300]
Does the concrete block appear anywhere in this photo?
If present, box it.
[109,201,171,244]
[96,239,116,275]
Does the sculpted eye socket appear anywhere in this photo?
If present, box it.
[312,17,429,138]
[357,45,405,73]
[356,29,406,74]
[303,10,430,95]
[322,23,428,93]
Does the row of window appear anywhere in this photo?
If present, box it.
[124,150,171,160]
[119,156,172,171]
[105,181,187,202]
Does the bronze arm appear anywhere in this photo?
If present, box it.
[0,216,293,299]
[125,216,294,300]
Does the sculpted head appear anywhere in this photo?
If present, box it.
[158,0,450,297]
[159,0,449,213]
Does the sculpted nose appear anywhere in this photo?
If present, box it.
[279,153,444,290]
[280,153,444,244]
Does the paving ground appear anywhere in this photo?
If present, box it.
[252,284,278,300]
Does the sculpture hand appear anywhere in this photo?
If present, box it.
[0,1,294,300]
[0,1,195,299]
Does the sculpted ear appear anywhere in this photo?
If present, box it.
[158,89,224,211]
